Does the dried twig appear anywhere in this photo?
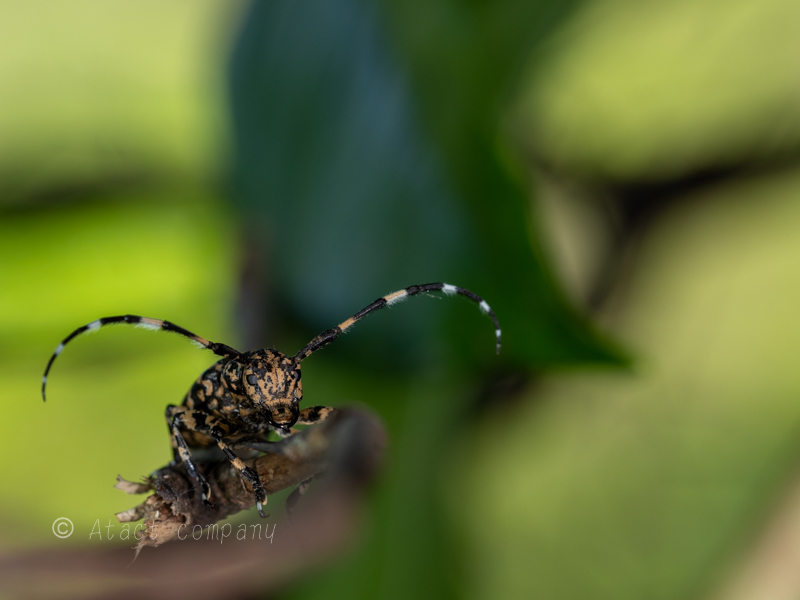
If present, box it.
[115,407,386,551]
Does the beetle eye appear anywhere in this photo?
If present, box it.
[246,374,258,385]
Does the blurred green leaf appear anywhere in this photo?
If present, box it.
[516,0,800,181]
[451,167,800,600]
[227,2,624,600]
[0,0,243,204]
[228,0,622,371]
[0,189,236,546]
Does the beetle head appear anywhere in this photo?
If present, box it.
[225,349,302,430]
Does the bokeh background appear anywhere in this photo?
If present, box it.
[2,0,800,598]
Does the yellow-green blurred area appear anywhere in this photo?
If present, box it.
[0,190,237,544]
[0,0,243,545]
[3,0,800,599]
[519,0,800,181]
[0,0,240,202]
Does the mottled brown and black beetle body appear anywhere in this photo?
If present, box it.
[43,283,501,517]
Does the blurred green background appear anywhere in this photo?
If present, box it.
[3,0,800,598]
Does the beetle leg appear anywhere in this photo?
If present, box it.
[214,438,269,518]
[297,406,336,425]
[164,404,182,464]
[166,405,213,507]
[272,406,335,440]
[167,406,268,514]
[285,476,314,520]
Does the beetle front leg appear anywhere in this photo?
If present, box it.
[164,404,183,465]
[297,406,336,425]
[214,438,270,518]
[167,406,268,515]
[166,405,213,507]
[273,406,337,439]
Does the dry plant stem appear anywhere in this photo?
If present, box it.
[116,408,385,549]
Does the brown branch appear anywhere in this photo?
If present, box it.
[115,407,386,552]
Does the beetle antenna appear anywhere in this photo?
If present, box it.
[42,315,241,401]
[294,282,501,362]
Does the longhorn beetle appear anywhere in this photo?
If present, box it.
[42,283,501,518]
